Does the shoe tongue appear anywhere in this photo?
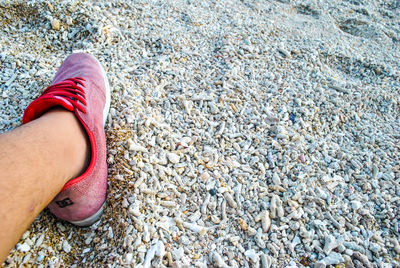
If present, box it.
[22,96,75,124]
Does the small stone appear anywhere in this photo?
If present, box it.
[260,253,272,268]
[278,48,291,58]
[200,172,210,182]
[213,252,228,267]
[63,240,72,253]
[224,192,237,208]
[350,200,362,211]
[390,238,400,254]
[35,233,45,248]
[247,227,257,236]
[167,152,180,164]
[244,249,259,263]
[180,236,190,245]
[261,211,271,233]
[343,255,354,268]
[289,113,295,123]
[272,172,281,185]
[238,218,248,231]
[17,242,30,252]
[323,234,337,255]
[50,18,61,30]
[209,189,217,196]
[172,247,184,261]
[255,233,266,248]
[352,252,373,268]
[56,222,66,232]
[37,255,44,262]
[211,215,221,224]
[128,141,148,152]
[125,253,133,264]
[316,252,344,266]
[298,154,306,163]
[369,242,381,253]
[122,198,129,208]
[22,253,31,264]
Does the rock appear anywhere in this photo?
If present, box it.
[369,242,381,253]
[324,234,338,255]
[144,241,165,268]
[260,253,272,268]
[128,140,148,152]
[62,240,72,253]
[50,18,61,30]
[167,152,180,164]
[247,227,257,236]
[350,200,362,211]
[261,210,271,233]
[238,218,248,231]
[244,249,259,263]
[17,243,30,252]
[223,192,237,208]
[272,172,281,185]
[270,195,284,218]
[352,252,374,268]
[125,253,133,264]
[316,252,344,266]
[172,247,184,261]
[314,263,326,268]
[212,252,228,268]
[343,254,354,268]
[255,233,266,248]
[292,236,301,247]
[390,238,400,254]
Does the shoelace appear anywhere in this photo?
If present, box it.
[41,77,87,113]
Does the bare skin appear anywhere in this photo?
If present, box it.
[0,108,89,263]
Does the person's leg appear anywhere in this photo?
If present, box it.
[0,108,89,262]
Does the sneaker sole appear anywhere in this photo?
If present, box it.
[69,202,106,227]
[69,56,110,227]
[96,56,111,126]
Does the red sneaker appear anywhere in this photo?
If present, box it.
[23,53,110,226]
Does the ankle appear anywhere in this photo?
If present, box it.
[41,108,90,180]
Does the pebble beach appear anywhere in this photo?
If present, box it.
[0,0,400,267]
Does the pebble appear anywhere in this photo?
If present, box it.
[183,222,207,234]
[212,252,228,268]
[323,234,338,255]
[144,241,165,268]
[244,249,259,263]
[223,192,237,208]
[350,200,362,211]
[17,243,30,252]
[209,189,217,196]
[238,218,248,231]
[260,253,272,268]
[62,240,72,253]
[128,142,148,153]
[315,252,344,266]
[390,238,400,254]
[269,195,284,218]
[167,152,180,164]
[261,211,272,233]
[255,233,266,248]
[37,255,44,262]
[353,252,374,268]
[50,18,61,30]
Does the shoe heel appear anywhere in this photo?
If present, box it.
[68,202,105,227]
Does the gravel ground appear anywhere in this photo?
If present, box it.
[1,0,400,267]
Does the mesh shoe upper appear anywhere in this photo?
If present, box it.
[23,53,109,223]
